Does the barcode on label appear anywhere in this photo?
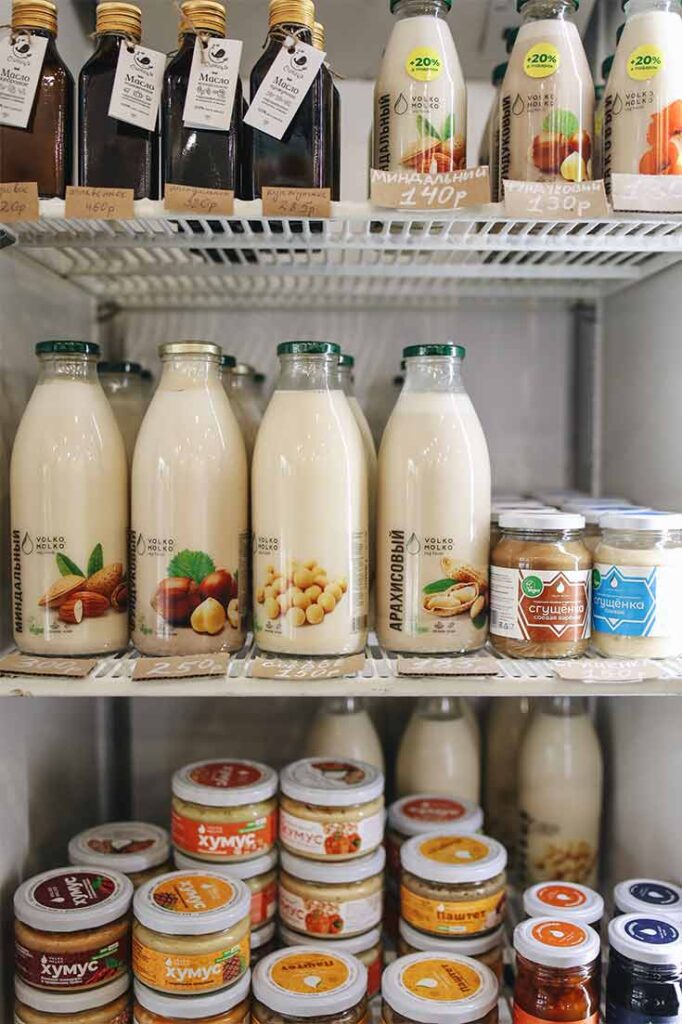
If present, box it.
[350,530,368,633]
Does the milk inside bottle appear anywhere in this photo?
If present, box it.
[252,341,369,656]
[222,358,263,463]
[10,341,129,655]
[376,344,491,654]
[500,0,594,184]
[98,360,147,464]
[373,0,466,173]
[396,696,480,801]
[305,697,385,772]
[131,342,248,656]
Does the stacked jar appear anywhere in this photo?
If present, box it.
[68,822,172,890]
[523,881,604,934]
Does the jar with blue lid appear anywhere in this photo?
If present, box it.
[606,914,682,1024]
[614,880,682,926]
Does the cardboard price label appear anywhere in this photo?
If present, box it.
[504,179,609,219]
[611,173,682,213]
[65,186,134,221]
[164,183,234,216]
[553,659,666,683]
[0,181,39,223]
[262,187,331,219]
[371,167,491,210]
[0,652,97,678]
[250,653,365,680]
[396,655,501,677]
[133,653,230,681]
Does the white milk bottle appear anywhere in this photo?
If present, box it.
[304,697,385,772]
[373,0,466,173]
[222,358,262,462]
[376,344,491,654]
[604,0,682,192]
[484,697,533,865]
[10,341,128,655]
[500,0,594,184]
[518,697,603,886]
[131,342,248,656]
[252,341,368,656]
[98,360,147,465]
[339,354,377,584]
[396,696,480,800]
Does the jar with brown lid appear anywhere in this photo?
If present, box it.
[69,823,171,890]
[15,974,131,1024]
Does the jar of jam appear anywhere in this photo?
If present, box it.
[614,880,682,925]
[606,914,682,1024]
[513,917,601,1024]
[523,883,604,933]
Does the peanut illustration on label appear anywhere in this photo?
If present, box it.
[422,557,488,628]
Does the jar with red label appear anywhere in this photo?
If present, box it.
[523,883,604,932]
[133,973,251,1023]
[387,795,484,885]
[69,823,171,890]
[15,974,131,1024]
[382,952,499,1024]
[252,946,368,1024]
[172,759,278,863]
[279,923,384,1000]
[398,919,505,982]
[512,917,601,1024]
[174,847,278,933]
[14,867,134,992]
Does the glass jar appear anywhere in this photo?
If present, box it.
[279,924,384,998]
[133,973,251,1023]
[397,919,505,982]
[523,882,604,932]
[491,512,591,659]
[614,879,682,924]
[381,952,499,1024]
[69,822,171,890]
[279,846,384,938]
[15,974,131,1024]
[252,946,368,1023]
[175,848,278,931]
[387,795,483,884]
[593,512,682,658]
[606,914,682,1024]
[250,920,277,967]
[513,917,601,1024]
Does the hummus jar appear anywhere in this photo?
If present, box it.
[397,920,504,982]
[279,925,383,999]
[523,882,604,932]
[279,758,385,862]
[513,917,601,1024]
[172,760,278,863]
[400,833,507,939]
[614,879,682,924]
[251,921,278,966]
[381,952,499,1024]
[69,823,171,889]
[252,946,368,1024]
[14,867,133,992]
[174,849,278,933]
[133,973,251,1023]
[279,847,384,938]
[132,871,250,996]
[491,512,591,659]
[15,975,131,1024]
[387,795,483,883]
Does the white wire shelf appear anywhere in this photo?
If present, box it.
[3,200,682,309]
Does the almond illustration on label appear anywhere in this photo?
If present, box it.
[37,544,127,628]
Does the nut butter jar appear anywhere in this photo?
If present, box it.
[174,848,278,932]
[133,973,251,1023]
[397,919,505,982]
[381,952,499,1024]
[279,924,384,999]
[386,795,483,884]
[252,945,369,1023]
[15,974,132,1024]
[69,823,171,889]
[523,882,604,932]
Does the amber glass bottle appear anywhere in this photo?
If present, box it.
[0,0,73,198]
[313,21,339,201]
[163,0,243,195]
[78,2,158,198]
[244,0,332,198]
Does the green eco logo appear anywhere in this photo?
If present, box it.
[521,576,543,599]
[592,568,602,589]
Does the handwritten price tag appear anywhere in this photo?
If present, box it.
[553,659,666,682]
[0,652,97,678]
[0,182,39,223]
[133,653,230,681]
[611,173,682,213]
[262,187,331,219]
[504,179,609,220]
[164,183,234,217]
[371,167,490,211]
[250,653,365,680]
[65,186,134,221]
[397,655,501,677]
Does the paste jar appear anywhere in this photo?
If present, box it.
[397,919,504,982]
[69,823,171,889]
[513,917,601,1024]
[279,846,385,938]
[14,867,133,992]
[523,883,604,933]
[387,795,483,884]
[15,975,131,1024]
[132,871,250,996]
[172,760,278,862]
[606,914,682,1024]
[252,946,369,1023]
[593,512,682,659]
[133,973,251,1023]
[614,879,682,924]
[279,758,385,862]
[400,833,507,938]
[381,952,499,1024]
[279,924,384,999]
[490,512,591,659]
[174,848,278,932]
[251,920,278,966]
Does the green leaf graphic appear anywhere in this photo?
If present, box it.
[423,578,455,595]
[441,112,455,142]
[542,108,579,138]
[87,543,104,577]
[416,113,441,141]
[167,549,215,584]
[56,553,84,577]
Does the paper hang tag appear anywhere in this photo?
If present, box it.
[611,173,682,213]
[243,39,325,140]
[65,186,134,220]
[553,659,667,682]
[503,179,609,220]
[183,37,243,131]
[164,182,234,216]
[396,655,501,677]
[0,652,97,678]
[108,40,165,132]
[262,186,330,218]
[133,653,230,680]
[0,32,48,128]
[371,167,491,211]
[0,181,39,222]
[250,653,365,679]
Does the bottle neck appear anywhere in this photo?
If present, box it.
[324,696,366,715]
[99,372,142,395]
[160,355,220,390]
[338,365,355,397]
[393,0,450,20]
[268,20,312,44]
[403,356,465,394]
[520,0,577,22]
[625,0,682,17]
[415,696,464,720]
[540,695,589,717]
[276,354,339,392]
[38,355,98,384]
[13,25,55,39]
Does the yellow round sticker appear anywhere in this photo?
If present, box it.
[419,834,490,865]
[628,44,664,80]
[406,46,443,81]
[401,958,482,1001]
[270,952,350,994]
[524,42,560,79]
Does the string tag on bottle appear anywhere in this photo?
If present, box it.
[243,37,325,140]
[183,36,243,131]
[0,31,48,128]
[108,39,165,132]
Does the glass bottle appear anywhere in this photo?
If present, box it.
[162,0,243,194]
[338,354,377,588]
[222,359,262,462]
[0,0,73,198]
[484,697,533,869]
[97,360,147,465]
[313,20,339,200]
[305,697,386,771]
[396,696,481,800]
[78,2,158,199]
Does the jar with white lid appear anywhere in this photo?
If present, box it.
[606,914,682,1024]
[382,952,499,1024]
[133,973,250,1023]
[69,823,171,889]
[593,512,682,658]
[397,919,505,982]
[171,759,278,862]
[386,795,483,883]
[174,848,278,932]
[614,879,682,924]
[279,758,385,862]
[14,867,134,992]
[279,846,384,938]
[513,917,601,1024]
[400,833,507,938]
[15,974,131,1024]
[132,871,250,996]
[279,924,383,999]
[251,920,277,966]
[563,504,641,556]
[523,882,604,931]
[252,945,368,1023]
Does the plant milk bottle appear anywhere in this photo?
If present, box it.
[518,697,603,886]
[373,0,466,173]
[376,344,491,653]
[10,341,128,655]
[252,341,368,656]
[305,697,385,772]
[396,697,480,801]
[484,697,533,865]
[500,0,594,185]
[338,354,377,583]
[604,0,682,192]
[222,358,263,463]
[131,342,248,655]
[98,360,147,464]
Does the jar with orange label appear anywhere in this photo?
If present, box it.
[381,952,499,1024]
[279,924,384,1000]
[69,823,171,890]
[400,833,507,939]
[387,795,484,885]
[171,760,278,863]
[15,975,131,1024]
[132,871,250,996]
[133,973,251,1023]
[174,848,278,933]
[512,917,601,1024]
[252,946,369,1023]
[523,883,604,933]
[397,919,505,982]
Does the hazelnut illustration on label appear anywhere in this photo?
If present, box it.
[255,558,349,631]
[33,542,127,633]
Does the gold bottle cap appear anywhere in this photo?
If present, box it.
[268,0,315,31]
[159,342,223,359]
[179,0,226,37]
[12,0,57,34]
[96,2,142,40]
[312,20,325,49]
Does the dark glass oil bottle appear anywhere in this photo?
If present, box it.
[0,0,73,198]
[78,2,158,199]
[163,0,243,195]
[313,20,339,200]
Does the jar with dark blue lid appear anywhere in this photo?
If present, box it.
[606,914,682,1024]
